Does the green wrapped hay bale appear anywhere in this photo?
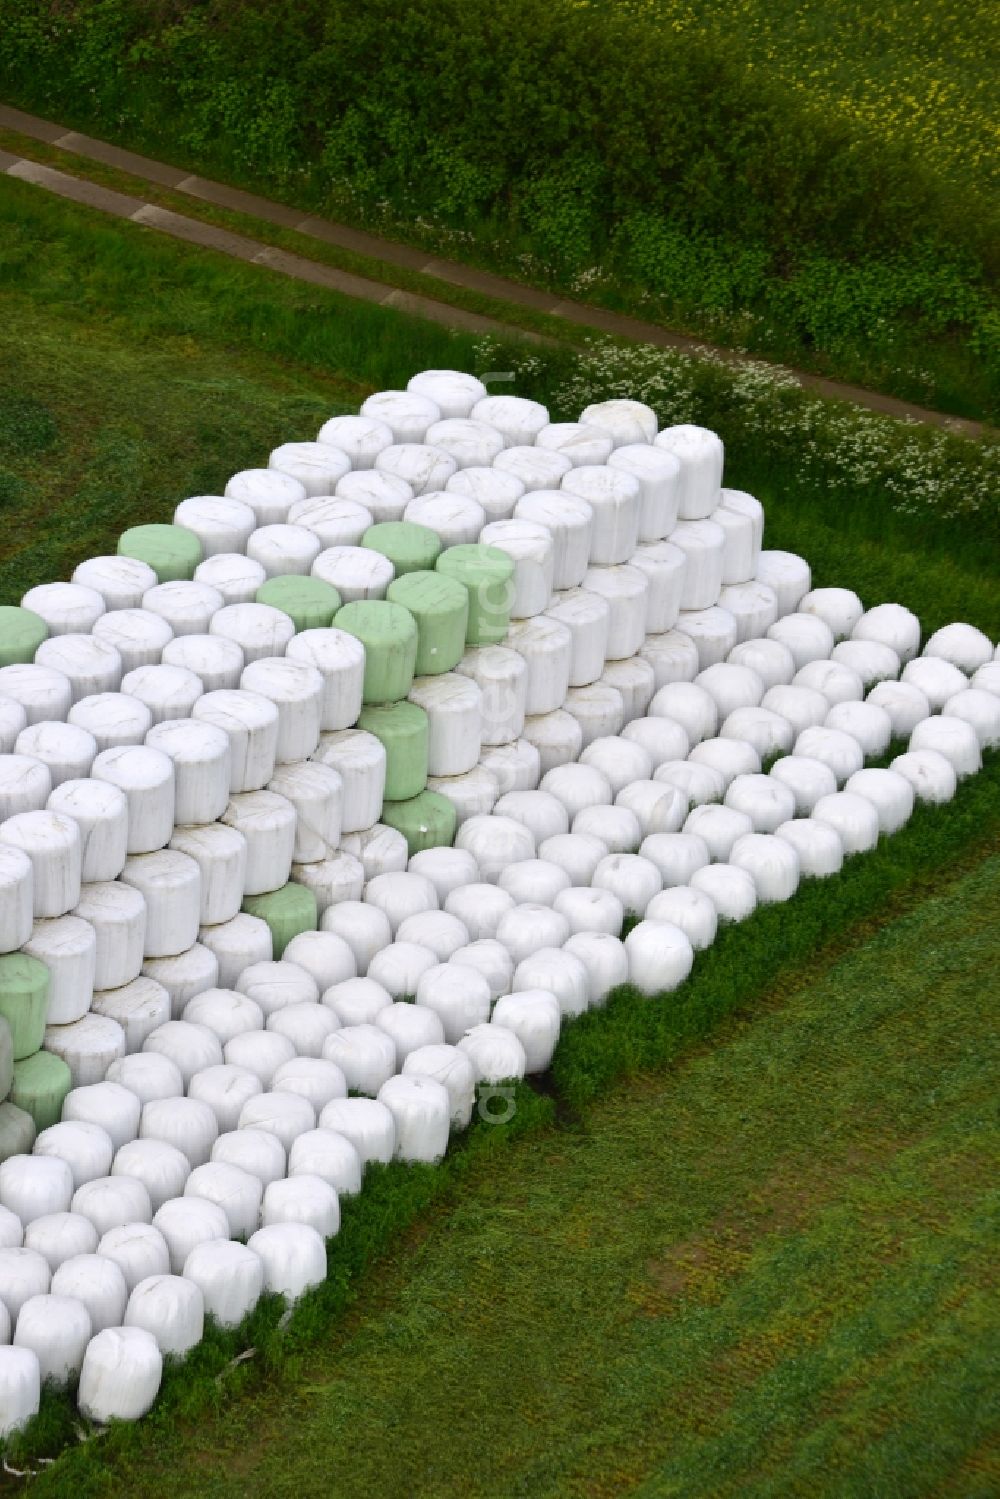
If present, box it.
[0,1100,36,1161]
[435,545,515,646]
[335,600,418,704]
[363,521,441,577]
[387,571,469,676]
[256,574,341,632]
[0,1016,11,1102]
[10,1050,72,1131]
[117,523,203,582]
[0,953,50,1060]
[0,606,48,668]
[357,701,429,802]
[242,881,318,960]
[381,789,457,856]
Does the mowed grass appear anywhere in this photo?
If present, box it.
[26,850,1000,1499]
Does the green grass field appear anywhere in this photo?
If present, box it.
[1,177,998,1494]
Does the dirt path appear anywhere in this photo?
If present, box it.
[0,102,990,440]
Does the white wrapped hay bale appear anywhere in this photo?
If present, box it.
[142,581,225,640]
[366,940,437,999]
[77,1325,162,1424]
[831,639,900,688]
[316,412,394,468]
[825,700,893,758]
[121,851,201,960]
[91,744,175,855]
[943,688,1000,749]
[145,719,231,826]
[755,551,810,616]
[106,1053,184,1106]
[312,729,386,834]
[247,523,323,580]
[73,556,158,612]
[901,656,968,711]
[362,390,442,444]
[407,847,478,904]
[188,1064,262,1133]
[272,1057,346,1112]
[182,990,264,1046]
[675,606,739,670]
[322,1024,396,1097]
[143,1019,223,1087]
[0,1247,50,1322]
[799,587,863,641]
[68,692,152,753]
[226,468,308,525]
[91,975,171,1051]
[0,1344,40,1436]
[23,1212,98,1271]
[711,504,757,587]
[23,582,104,637]
[18,911,95,1023]
[690,737,761,787]
[413,959,491,1043]
[407,371,488,420]
[236,961,319,1018]
[441,883,515,943]
[769,755,838,816]
[180,1240,262,1330]
[0,665,72,727]
[210,603,295,667]
[455,644,527,749]
[774,817,844,877]
[509,617,569,716]
[470,395,548,448]
[47,779,128,885]
[447,466,524,523]
[479,519,553,618]
[495,446,571,495]
[396,911,469,963]
[262,1174,338,1241]
[600,657,656,723]
[0,1207,22,1250]
[644,886,718,951]
[792,726,865,785]
[173,495,256,557]
[591,853,661,916]
[448,940,513,1003]
[220,791,296,894]
[498,859,570,907]
[96,1222,170,1291]
[652,426,723,520]
[241,658,324,765]
[377,1075,452,1163]
[35,635,122,704]
[426,765,499,824]
[682,803,753,862]
[512,490,592,590]
[92,610,173,676]
[404,491,486,547]
[493,789,569,844]
[375,1001,445,1068]
[563,930,629,1004]
[288,1128,362,1197]
[72,1178,152,1239]
[694,663,764,721]
[811,792,881,855]
[638,832,711,889]
[580,566,648,660]
[866,680,931,740]
[478,739,541,795]
[909,715,981,777]
[63,1082,141,1154]
[194,553,267,607]
[320,903,391,977]
[246,1222,326,1303]
[562,466,641,566]
[0,697,28,755]
[457,1023,527,1081]
[0,810,80,918]
[535,422,613,469]
[729,831,801,902]
[269,440,351,498]
[852,603,920,664]
[141,1096,218,1170]
[629,541,687,635]
[544,589,610,686]
[125,1269,205,1353]
[844,768,914,835]
[653,759,725,807]
[168,824,246,929]
[624,920,694,996]
[670,521,726,611]
[292,852,365,916]
[621,716,691,769]
[889,749,958,805]
[402,1044,476,1130]
[211,1129,285,1187]
[198,912,272,990]
[288,495,374,550]
[794,658,865,706]
[282,931,355,995]
[286,629,365,734]
[0,1154,73,1224]
[121,664,204,725]
[553,887,624,938]
[636,625,699,689]
[767,613,836,671]
[51,1252,127,1334]
[237,1091,316,1154]
[409,672,482,775]
[689,863,757,923]
[184,1161,262,1240]
[720,707,794,761]
[317,1097,396,1166]
[572,804,642,853]
[724,773,796,834]
[455,814,535,883]
[364,870,439,935]
[13,1293,91,1385]
[537,833,610,888]
[495,904,570,967]
[337,469,413,524]
[374,443,456,498]
[650,681,718,744]
[43,1013,126,1087]
[923,622,993,674]
[607,444,680,540]
[728,636,793,690]
[579,398,657,447]
[718,583,780,647]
